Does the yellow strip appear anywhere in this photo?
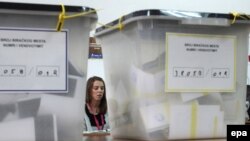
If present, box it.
[233,37,237,91]
[164,103,170,122]
[56,4,65,31]
[203,92,208,96]
[236,100,240,116]
[117,16,124,30]
[64,9,97,19]
[213,116,218,137]
[97,22,113,28]
[97,16,124,31]
[165,33,169,92]
[56,4,97,31]
[190,102,197,138]
[230,12,249,24]
[246,14,250,20]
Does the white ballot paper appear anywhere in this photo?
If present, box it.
[0,117,35,141]
[130,66,165,96]
[139,102,169,132]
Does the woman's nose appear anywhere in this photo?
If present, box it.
[97,88,103,91]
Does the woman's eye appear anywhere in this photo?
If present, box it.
[93,86,104,90]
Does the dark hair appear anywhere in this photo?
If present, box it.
[85,76,107,114]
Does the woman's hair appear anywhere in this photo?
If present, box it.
[85,76,107,114]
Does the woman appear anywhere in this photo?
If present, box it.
[83,76,109,131]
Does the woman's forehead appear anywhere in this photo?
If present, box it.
[93,80,104,86]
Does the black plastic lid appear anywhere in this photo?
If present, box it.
[0,1,95,13]
[96,9,250,33]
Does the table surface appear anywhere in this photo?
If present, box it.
[82,134,226,141]
[82,120,250,140]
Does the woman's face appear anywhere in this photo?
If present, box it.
[90,80,104,101]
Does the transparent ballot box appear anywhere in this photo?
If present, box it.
[0,2,97,141]
[95,10,250,140]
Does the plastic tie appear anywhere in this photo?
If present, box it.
[56,4,96,31]
[97,16,124,31]
[56,4,65,31]
[231,12,249,24]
